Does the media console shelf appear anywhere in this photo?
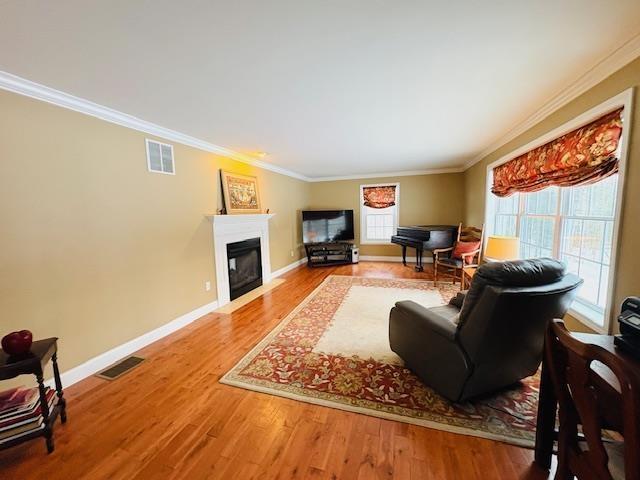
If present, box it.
[305,243,353,267]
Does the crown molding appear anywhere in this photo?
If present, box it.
[4,26,639,184]
[308,167,465,182]
[0,70,311,182]
[0,72,462,183]
[464,32,640,171]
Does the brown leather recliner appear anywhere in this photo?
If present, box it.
[389,258,583,402]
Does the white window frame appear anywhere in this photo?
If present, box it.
[359,183,400,245]
[484,89,634,334]
[145,138,175,175]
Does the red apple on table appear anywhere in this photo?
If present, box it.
[1,330,33,356]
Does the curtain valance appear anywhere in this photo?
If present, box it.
[363,185,396,209]
[491,108,623,197]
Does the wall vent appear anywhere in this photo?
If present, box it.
[146,139,175,174]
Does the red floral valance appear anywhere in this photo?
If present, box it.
[363,185,396,209]
[492,108,623,197]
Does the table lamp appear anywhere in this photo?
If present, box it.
[484,236,520,262]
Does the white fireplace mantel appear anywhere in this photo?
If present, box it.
[206,214,275,307]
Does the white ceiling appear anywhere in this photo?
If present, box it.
[1,0,639,179]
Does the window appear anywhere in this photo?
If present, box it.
[489,174,618,328]
[146,139,175,174]
[360,183,399,244]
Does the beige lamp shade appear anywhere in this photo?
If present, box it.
[484,236,520,261]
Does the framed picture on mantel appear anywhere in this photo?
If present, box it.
[220,170,262,214]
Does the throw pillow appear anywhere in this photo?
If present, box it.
[452,241,481,264]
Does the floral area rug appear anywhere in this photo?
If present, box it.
[220,275,539,447]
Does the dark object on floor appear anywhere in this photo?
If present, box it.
[542,320,640,480]
[0,337,67,453]
[96,356,145,380]
[614,296,640,360]
[389,258,582,402]
[391,224,457,271]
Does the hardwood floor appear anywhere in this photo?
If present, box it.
[0,262,555,479]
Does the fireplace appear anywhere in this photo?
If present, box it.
[208,213,274,307]
[227,237,263,301]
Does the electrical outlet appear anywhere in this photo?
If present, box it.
[290,250,294,257]
[205,281,211,291]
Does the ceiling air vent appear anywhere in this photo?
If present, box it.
[146,139,175,174]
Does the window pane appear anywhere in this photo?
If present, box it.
[598,265,610,308]
[580,220,605,262]
[561,174,617,218]
[524,187,558,215]
[577,258,601,306]
[603,221,613,265]
[588,175,617,217]
[561,254,580,276]
[561,183,589,216]
[366,215,374,228]
[496,194,519,214]
[521,216,555,252]
[495,214,517,236]
[561,219,582,257]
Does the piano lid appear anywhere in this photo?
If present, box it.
[397,225,458,231]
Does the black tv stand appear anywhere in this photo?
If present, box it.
[305,242,353,267]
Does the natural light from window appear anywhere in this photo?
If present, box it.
[360,183,399,244]
[490,174,618,327]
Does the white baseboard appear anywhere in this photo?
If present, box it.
[271,257,306,278]
[271,255,434,268]
[359,255,433,264]
[49,259,306,390]
[47,299,219,389]
[46,255,424,390]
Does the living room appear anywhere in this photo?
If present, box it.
[1,2,640,479]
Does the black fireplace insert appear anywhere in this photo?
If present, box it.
[227,238,263,301]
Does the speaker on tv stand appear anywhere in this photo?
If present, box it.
[351,245,359,264]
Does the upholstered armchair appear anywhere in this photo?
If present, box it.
[433,224,483,287]
[389,258,582,402]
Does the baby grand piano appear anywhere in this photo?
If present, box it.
[391,225,458,271]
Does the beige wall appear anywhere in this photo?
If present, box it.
[5,56,636,380]
[309,173,465,256]
[464,56,640,333]
[0,89,309,379]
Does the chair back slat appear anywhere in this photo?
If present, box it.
[459,226,483,243]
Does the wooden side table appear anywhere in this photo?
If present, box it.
[0,338,67,453]
[462,266,477,289]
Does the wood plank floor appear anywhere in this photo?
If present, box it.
[0,262,556,479]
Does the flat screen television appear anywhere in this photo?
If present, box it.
[302,210,354,244]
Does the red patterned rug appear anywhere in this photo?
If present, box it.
[220,275,539,447]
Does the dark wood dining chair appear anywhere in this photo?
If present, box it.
[545,320,640,480]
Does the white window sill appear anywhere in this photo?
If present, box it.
[568,301,607,334]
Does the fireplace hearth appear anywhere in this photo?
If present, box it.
[227,237,263,301]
